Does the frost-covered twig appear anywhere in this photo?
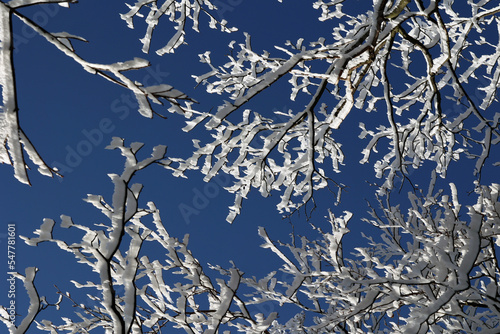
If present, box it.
[0,2,59,185]
[120,0,237,55]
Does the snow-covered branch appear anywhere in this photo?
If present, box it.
[0,1,196,184]
[121,0,237,55]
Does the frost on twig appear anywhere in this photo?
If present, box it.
[0,267,62,334]
[120,0,237,55]
[0,2,59,185]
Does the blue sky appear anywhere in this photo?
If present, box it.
[2,0,499,331]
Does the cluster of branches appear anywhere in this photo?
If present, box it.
[173,0,500,221]
[1,139,278,333]
[3,0,499,215]
[2,140,500,333]
[249,177,500,333]
[1,0,500,333]
[0,0,210,185]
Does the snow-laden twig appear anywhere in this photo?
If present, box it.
[121,0,237,55]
